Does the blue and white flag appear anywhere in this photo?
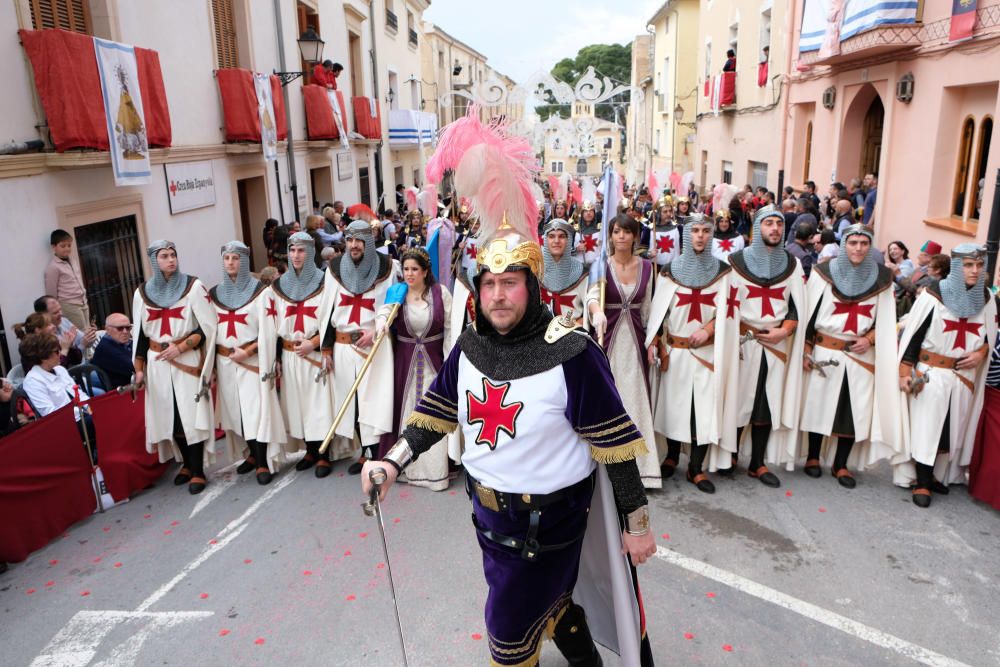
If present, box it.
[589,166,620,288]
[94,38,150,186]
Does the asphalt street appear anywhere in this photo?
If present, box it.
[2,450,999,666]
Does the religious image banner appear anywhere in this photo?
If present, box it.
[254,73,278,162]
[327,90,350,149]
[950,0,978,42]
[94,38,152,186]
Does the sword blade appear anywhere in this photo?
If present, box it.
[372,491,409,667]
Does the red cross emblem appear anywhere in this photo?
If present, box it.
[218,310,248,339]
[285,302,318,334]
[540,287,576,314]
[745,284,785,318]
[466,378,524,450]
[726,285,740,319]
[465,243,478,259]
[265,298,278,321]
[676,288,717,323]
[832,301,874,335]
[203,286,213,304]
[465,293,477,323]
[339,292,376,326]
[147,306,184,337]
[717,238,735,252]
[656,234,675,254]
[942,317,982,351]
[582,234,598,252]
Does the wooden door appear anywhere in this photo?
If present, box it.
[860,97,884,177]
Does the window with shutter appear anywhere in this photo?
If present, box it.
[212,0,239,69]
[29,0,92,34]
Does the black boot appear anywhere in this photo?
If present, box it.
[831,438,856,489]
[315,445,332,479]
[252,441,273,485]
[686,445,715,494]
[804,433,823,478]
[296,441,319,471]
[748,424,780,487]
[552,604,603,667]
[173,435,193,485]
[237,440,257,475]
[661,440,681,479]
[186,441,207,495]
[348,445,374,476]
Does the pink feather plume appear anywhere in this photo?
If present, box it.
[669,172,683,196]
[418,183,438,216]
[548,175,560,200]
[647,170,659,198]
[404,187,419,211]
[569,179,583,206]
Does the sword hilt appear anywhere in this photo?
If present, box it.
[362,466,388,517]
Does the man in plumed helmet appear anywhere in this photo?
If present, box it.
[265,232,335,477]
[645,214,738,494]
[210,242,285,485]
[320,220,398,475]
[131,241,218,494]
[540,217,587,323]
[799,224,902,487]
[364,111,656,667]
[895,244,999,507]
[723,207,807,488]
[643,196,681,268]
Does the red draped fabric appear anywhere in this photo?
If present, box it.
[757,62,769,87]
[89,390,167,503]
[18,28,172,152]
[304,85,347,140]
[270,75,288,141]
[719,72,736,106]
[351,96,382,139]
[970,386,1000,511]
[216,68,260,142]
[0,406,95,562]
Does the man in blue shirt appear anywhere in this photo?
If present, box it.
[91,313,134,389]
[862,173,877,226]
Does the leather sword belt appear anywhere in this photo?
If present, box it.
[466,473,594,562]
[666,333,714,349]
[280,339,324,369]
[335,330,364,345]
[917,350,976,393]
[814,333,875,374]
[740,322,788,364]
[215,344,260,375]
[148,339,204,378]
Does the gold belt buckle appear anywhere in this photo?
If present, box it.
[475,482,500,512]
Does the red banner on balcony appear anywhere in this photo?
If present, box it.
[18,29,172,152]
[216,69,288,143]
[89,390,167,503]
[270,75,288,141]
[758,62,769,88]
[950,0,978,42]
[0,405,95,562]
[352,96,382,139]
[719,72,736,106]
[304,85,348,140]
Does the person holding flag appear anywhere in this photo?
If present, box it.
[376,247,453,491]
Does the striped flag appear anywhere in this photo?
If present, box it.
[950,0,977,42]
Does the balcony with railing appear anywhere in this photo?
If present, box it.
[385,10,398,33]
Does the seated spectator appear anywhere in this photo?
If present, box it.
[91,313,134,390]
[20,333,96,461]
[33,295,96,360]
[0,378,17,438]
[14,312,80,370]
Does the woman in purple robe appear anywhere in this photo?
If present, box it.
[587,214,661,488]
[378,248,453,490]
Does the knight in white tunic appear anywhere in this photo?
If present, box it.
[211,242,285,485]
[574,202,603,268]
[723,206,807,488]
[266,232,335,476]
[895,244,999,507]
[131,241,217,495]
[642,196,682,268]
[540,218,587,324]
[799,224,902,488]
[645,214,738,494]
[711,209,745,264]
[319,220,397,475]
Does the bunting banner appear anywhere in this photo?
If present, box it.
[327,90,350,149]
[950,0,978,42]
[94,38,151,186]
[254,73,278,162]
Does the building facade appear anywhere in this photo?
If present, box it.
[541,102,625,180]
[692,0,790,194]
[785,0,1000,253]
[625,33,654,185]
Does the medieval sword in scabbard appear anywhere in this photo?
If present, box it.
[319,282,409,455]
[739,330,756,346]
[194,377,211,403]
[910,368,931,395]
[261,364,278,388]
[116,374,139,401]
[805,355,840,378]
[362,467,409,666]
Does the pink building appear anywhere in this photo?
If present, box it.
[784,0,999,256]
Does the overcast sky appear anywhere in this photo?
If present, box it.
[423,0,664,84]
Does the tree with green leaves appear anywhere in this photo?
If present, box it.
[536,43,633,123]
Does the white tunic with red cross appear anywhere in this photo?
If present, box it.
[711,235,745,264]
[651,227,681,267]
[578,228,603,266]
[540,275,588,324]
[457,354,595,494]
[460,236,480,276]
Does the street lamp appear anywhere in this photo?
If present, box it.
[274,27,326,86]
[673,103,696,128]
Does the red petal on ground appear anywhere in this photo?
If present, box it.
[393,518,401,524]
[376,563,385,569]
[25,588,36,595]
[80,591,90,596]
[163,530,172,535]
[346,595,356,601]
[448,491,457,495]
[303,570,312,576]
[254,637,265,645]
[92,557,102,563]
[143,514,152,519]
[45,581,55,587]
[102,527,110,532]
[209,539,218,545]
[219,629,230,637]
[359,533,368,538]
[471,633,483,641]
[49,559,58,565]
[661,533,670,540]
[684,632,694,640]
[244,559,252,564]
[114,562,122,568]
[200,593,209,599]
[344,550,352,556]
[723,644,734,652]
[170,521,179,526]
[818,507,827,513]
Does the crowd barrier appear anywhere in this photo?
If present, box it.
[0,389,167,562]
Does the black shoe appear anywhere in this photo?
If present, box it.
[717,466,735,477]
[552,603,603,667]
[315,461,332,478]
[348,457,367,475]
[660,459,677,479]
[687,471,716,494]
[256,468,273,485]
[174,467,192,485]
[833,468,856,489]
[236,457,256,475]
[912,489,931,508]
[295,454,317,471]
[930,479,949,495]
[749,466,781,488]
[803,459,821,478]
[188,477,207,495]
